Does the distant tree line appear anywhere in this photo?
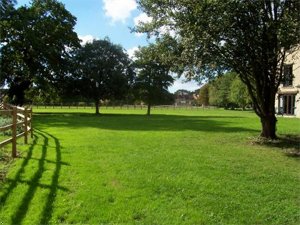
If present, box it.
[197,72,251,110]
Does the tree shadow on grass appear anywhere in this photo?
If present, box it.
[272,135,299,158]
[0,130,68,225]
[251,134,300,158]
[33,112,259,134]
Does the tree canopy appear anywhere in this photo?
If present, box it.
[207,72,251,109]
[0,0,80,105]
[134,43,174,115]
[136,0,300,138]
[229,76,252,110]
[208,73,236,109]
[71,39,133,114]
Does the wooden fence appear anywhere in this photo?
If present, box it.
[0,104,33,158]
[33,103,215,110]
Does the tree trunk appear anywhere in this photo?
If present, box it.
[95,100,100,115]
[8,80,31,106]
[147,103,151,116]
[260,115,277,139]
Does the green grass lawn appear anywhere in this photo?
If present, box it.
[0,107,299,224]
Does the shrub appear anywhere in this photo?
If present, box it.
[0,116,12,127]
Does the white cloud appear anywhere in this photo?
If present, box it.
[169,77,200,93]
[134,13,152,25]
[134,32,145,38]
[127,46,139,59]
[103,0,137,23]
[133,13,152,37]
[78,35,96,45]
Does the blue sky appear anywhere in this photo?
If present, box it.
[16,0,200,92]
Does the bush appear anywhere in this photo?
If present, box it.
[0,116,12,127]
[0,116,22,136]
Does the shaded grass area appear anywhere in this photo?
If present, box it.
[0,108,299,224]
[251,134,300,158]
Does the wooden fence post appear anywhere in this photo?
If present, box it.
[24,107,28,144]
[12,106,17,158]
[30,108,33,138]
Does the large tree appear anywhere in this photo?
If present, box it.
[72,39,133,114]
[0,0,80,105]
[136,0,300,139]
[134,44,174,116]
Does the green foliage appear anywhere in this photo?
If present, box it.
[0,116,11,127]
[208,72,235,108]
[208,72,251,109]
[71,39,133,114]
[0,108,299,224]
[230,77,252,110]
[0,115,22,137]
[0,0,80,105]
[134,43,174,115]
[25,87,62,105]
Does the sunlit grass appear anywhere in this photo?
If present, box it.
[0,108,299,224]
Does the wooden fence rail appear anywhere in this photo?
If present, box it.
[32,104,216,110]
[0,104,33,157]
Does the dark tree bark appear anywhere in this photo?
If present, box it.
[147,103,151,116]
[8,80,31,106]
[260,115,277,139]
[95,100,100,115]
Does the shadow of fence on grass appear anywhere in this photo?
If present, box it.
[39,130,63,225]
[10,131,48,224]
[0,135,38,207]
[0,129,68,225]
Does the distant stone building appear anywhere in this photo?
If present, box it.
[174,89,197,106]
[275,48,300,117]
